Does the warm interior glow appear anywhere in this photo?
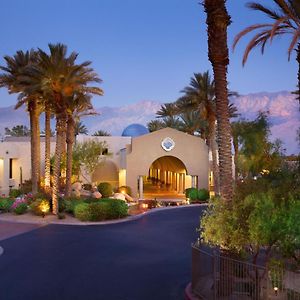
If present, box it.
[119,169,126,187]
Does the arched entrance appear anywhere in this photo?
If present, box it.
[143,156,190,199]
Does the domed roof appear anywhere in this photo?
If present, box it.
[122,123,149,137]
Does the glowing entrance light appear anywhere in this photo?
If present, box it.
[161,137,175,152]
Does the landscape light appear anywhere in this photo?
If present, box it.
[274,286,278,296]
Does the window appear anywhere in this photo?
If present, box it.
[9,158,13,179]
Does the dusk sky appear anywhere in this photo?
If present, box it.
[0,0,297,108]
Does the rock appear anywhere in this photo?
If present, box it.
[112,193,126,201]
[92,191,102,199]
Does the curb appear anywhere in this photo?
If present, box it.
[184,282,201,300]
[0,204,207,226]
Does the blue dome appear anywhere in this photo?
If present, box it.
[122,123,149,137]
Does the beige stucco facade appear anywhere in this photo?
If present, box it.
[0,128,209,198]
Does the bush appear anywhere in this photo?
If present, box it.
[63,198,84,214]
[97,182,113,198]
[185,188,198,201]
[74,203,91,221]
[14,203,28,215]
[0,198,14,212]
[9,189,22,198]
[73,198,128,221]
[30,199,50,216]
[20,179,32,194]
[102,199,128,219]
[198,189,210,201]
[117,186,132,196]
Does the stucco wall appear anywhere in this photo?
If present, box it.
[125,127,209,197]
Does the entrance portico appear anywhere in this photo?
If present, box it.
[124,127,209,198]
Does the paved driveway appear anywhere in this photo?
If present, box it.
[0,206,205,300]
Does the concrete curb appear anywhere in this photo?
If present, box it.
[184,282,201,300]
[0,204,207,226]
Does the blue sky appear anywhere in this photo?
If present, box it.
[0,0,297,108]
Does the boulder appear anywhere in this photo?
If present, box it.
[112,193,126,201]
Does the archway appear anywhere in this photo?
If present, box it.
[143,156,189,199]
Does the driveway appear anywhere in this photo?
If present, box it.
[0,205,205,300]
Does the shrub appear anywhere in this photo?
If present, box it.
[185,188,198,201]
[9,189,22,198]
[97,182,113,198]
[198,189,210,201]
[63,198,84,214]
[0,198,14,212]
[74,203,91,221]
[89,202,108,221]
[100,198,128,219]
[14,203,28,215]
[30,199,50,216]
[117,186,132,196]
[20,179,32,194]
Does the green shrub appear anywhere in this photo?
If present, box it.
[74,203,91,221]
[117,186,132,196]
[9,189,22,199]
[198,189,210,201]
[104,199,128,219]
[185,188,198,201]
[97,182,113,198]
[63,198,84,214]
[30,199,50,216]
[0,198,14,212]
[88,202,108,221]
[14,203,28,215]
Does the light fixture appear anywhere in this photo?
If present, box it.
[274,286,278,296]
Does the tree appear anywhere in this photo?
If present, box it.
[92,130,111,136]
[5,125,31,136]
[75,121,88,136]
[177,72,220,193]
[72,140,111,183]
[22,43,103,214]
[233,0,300,106]
[0,50,41,195]
[204,0,233,202]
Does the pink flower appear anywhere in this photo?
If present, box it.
[11,197,27,210]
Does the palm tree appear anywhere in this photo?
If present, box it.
[23,43,103,214]
[233,0,300,104]
[0,50,41,195]
[179,110,208,136]
[156,103,183,129]
[177,72,220,194]
[204,0,233,202]
[75,121,88,137]
[92,130,111,136]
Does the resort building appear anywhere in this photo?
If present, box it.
[0,125,209,198]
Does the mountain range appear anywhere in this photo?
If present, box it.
[0,91,299,154]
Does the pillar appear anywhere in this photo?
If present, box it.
[139,175,144,199]
[2,158,10,196]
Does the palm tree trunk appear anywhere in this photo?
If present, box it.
[52,114,66,214]
[233,138,239,181]
[210,122,220,195]
[44,106,51,192]
[204,0,233,202]
[29,100,40,195]
[65,115,75,197]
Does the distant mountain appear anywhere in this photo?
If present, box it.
[0,91,299,154]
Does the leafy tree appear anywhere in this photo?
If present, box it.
[92,130,111,136]
[203,0,233,201]
[72,140,111,183]
[233,0,300,106]
[5,125,31,137]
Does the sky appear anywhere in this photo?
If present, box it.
[0,0,298,108]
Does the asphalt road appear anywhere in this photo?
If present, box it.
[0,206,205,300]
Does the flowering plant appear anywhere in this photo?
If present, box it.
[11,197,27,210]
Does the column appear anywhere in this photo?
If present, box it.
[139,175,144,199]
[3,158,10,196]
[191,175,196,188]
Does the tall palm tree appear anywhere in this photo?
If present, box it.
[23,43,103,214]
[176,72,221,194]
[179,110,208,136]
[156,103,183,129]
[0,50,41,195]
[204,0,233,202]
[75,120,88,137]
[92,130,111,136]
[233,0,300,104]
